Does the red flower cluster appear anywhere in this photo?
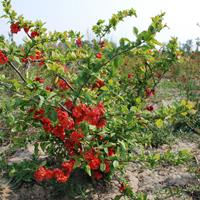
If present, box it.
[57,79,69,90]
[84,149,101,170]
[70,131,84,144]
[0,51,8,65]
[92,79,105,89]
[10,22,40,39]
[72,102,106,128]
[22,50,45,66]
[32,101,109,182]
[10,23,21,33]
[84,149,111,179]
[33,108,84,156]
[34,160,75,183]
[57,109,74,129]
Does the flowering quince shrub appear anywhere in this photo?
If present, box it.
[0,0,196,197]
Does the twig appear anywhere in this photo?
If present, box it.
[58,103,72,114]
[8,61,27,84]
[56,74,75,92]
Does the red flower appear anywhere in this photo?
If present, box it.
[119,183,126,193]
[56,109,74,130]
[21,57,28,63]
[34,166,47,182]
[93,171,103,180]
[96,118,107,128]
[108,147,115,156]
[70,131,84,144]
[61,160,75,175]
[67,119,75,130]
[146,105,154,111]
[96,53,102,59]
[92,79,105,89]
[76,38,82,48]
[45,86,53,92]
[104,160,110,173]
[44,169,54,180]
[145,88,155,97]
[72,104,89,124]
[33,109,45,120]
[64,99,74,110]
[40,117,52,132]
[84,149,96,161]
[0,51,8,65]
[53,168,69,183]
[10,23,21,34]
[64,139,76,156]
[57,79,69,90]
[89,157,101,170]
[128,73,133,79]
[52,125,65,140]
[57,109,68,126]
[31,31,39,38]
[34,76,45,83]
[72,102,106,127]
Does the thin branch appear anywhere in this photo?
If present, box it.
[58,103,72,114]
[8,61,27,84]
[56,74,75,92]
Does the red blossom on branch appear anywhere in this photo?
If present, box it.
[31,31,39,38]
[10,22,21,33]
[76,38,82,47]
[0,51,8,64]
[96,52,102,59]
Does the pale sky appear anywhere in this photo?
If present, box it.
[0,0,200,44]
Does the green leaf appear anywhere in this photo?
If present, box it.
[133,27,139,35]
[85,165,91,176]
[14,56,21,64]
[39,96,45,108]
[100,163,106,172]
[104,147,108,154]
[101,86,109,91]
[113,160,119,168]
